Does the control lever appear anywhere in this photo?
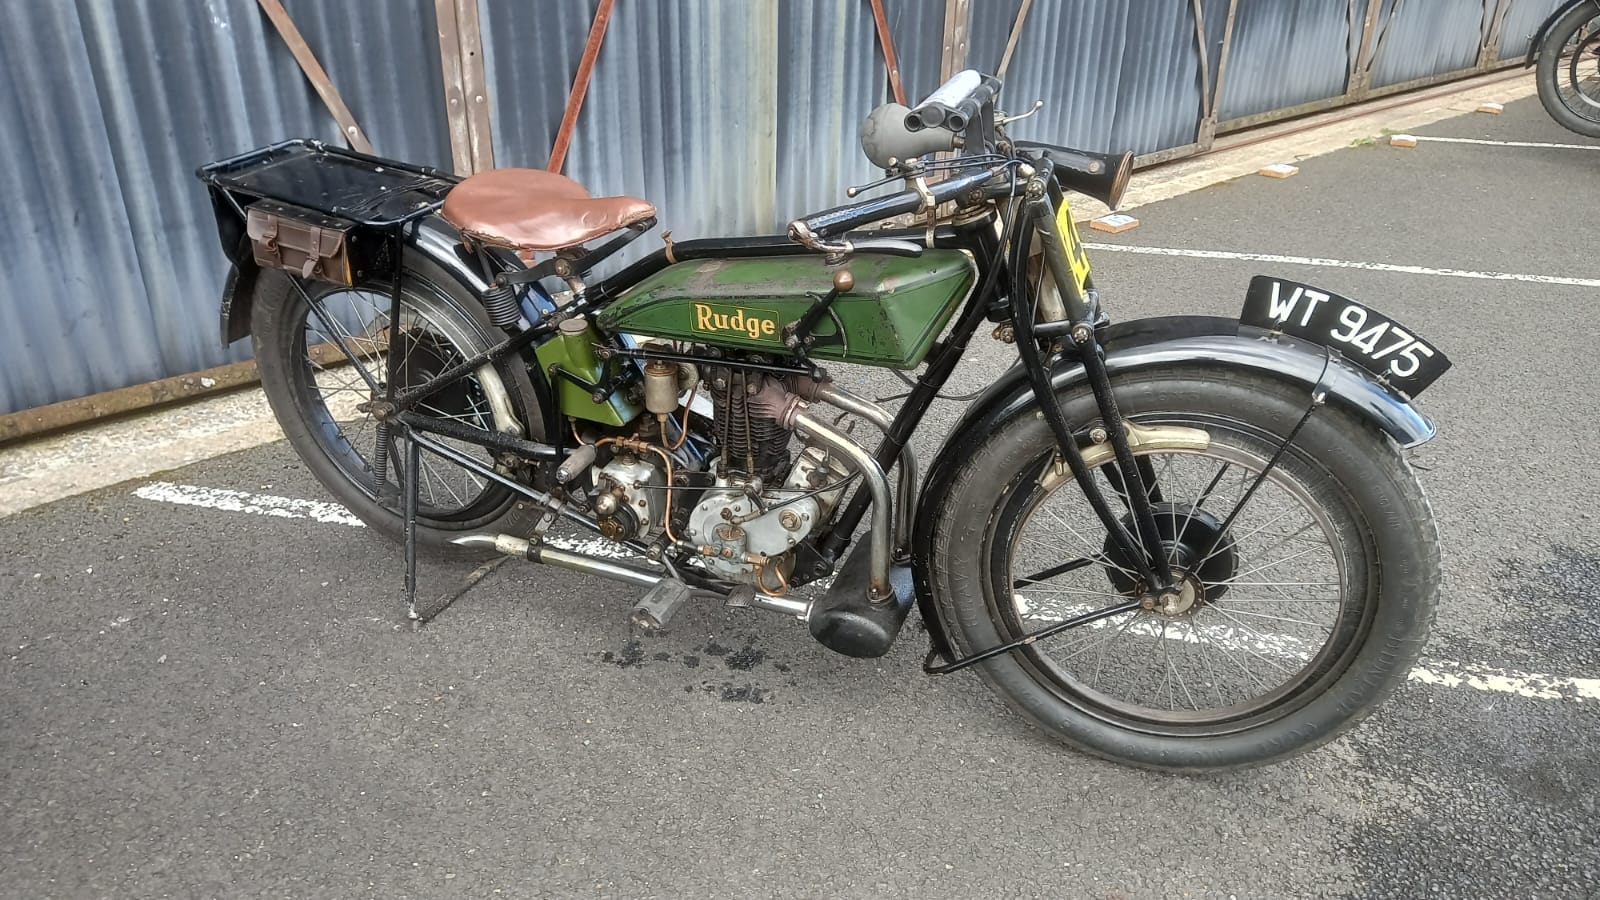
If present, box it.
[785,269,854,351]
[998,100,1044,126]
[848,238,923,257]
[846,167,916,198]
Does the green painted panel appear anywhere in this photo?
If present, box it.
[534,320,639,426]
[596,250,976,369]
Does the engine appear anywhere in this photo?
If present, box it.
[684,365,855,587]
[585,357,856,590]
[706,368,793,482]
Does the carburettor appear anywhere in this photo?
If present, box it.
[589,348,698,542]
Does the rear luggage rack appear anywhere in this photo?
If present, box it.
[196,138,459,227]
[197,139,463,286]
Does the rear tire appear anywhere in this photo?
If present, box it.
[928,367,1438,771]
[250,256,547,556]
[1537,4,1600,138]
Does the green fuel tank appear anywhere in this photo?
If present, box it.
[595,250,976,369]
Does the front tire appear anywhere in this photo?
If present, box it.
[928,367,1438,771]
[1537,4,1600,138]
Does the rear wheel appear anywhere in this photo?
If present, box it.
[250,258,547,554]
[929,367,1438,771]
[1537,5,1600,137]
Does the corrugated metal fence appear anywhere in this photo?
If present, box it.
[0,0,1566,420]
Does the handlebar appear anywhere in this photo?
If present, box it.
[790,165,1004,242]
[787,69,1025,249]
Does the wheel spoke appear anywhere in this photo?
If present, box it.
[1030,505,1141,578]
[306,298,383,394]
[1215,580,1337,588]
[1203,545,1323,588]
[1201,608,1302,675]
[1184,618,1227,708]
[1019,584,1139,602]
[1090,612,1144,688]
[1192,503,1300,569]
[1207,606,1329,630]
[1200,621,1272,693]
[1170,624,1199,711]
[1155,618,1178,710]
[1014,557,1095,587]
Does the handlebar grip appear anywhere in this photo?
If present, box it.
[904,69,1001,132]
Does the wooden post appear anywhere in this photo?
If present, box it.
[435,0,495,176]
[996,0,1034,82]
[455,0,495,173]
[1350,0,1388,100]
[1198,0,1239,149]
[549,0,616,174]
[1479,0,1515,69]
[868,0,908,106]
[939,0,970,85]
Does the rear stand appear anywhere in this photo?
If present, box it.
[393,421,514,629]
[402,431,421,624]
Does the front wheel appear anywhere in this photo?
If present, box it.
[928,366,1438,771]
[1537,4,1600,138]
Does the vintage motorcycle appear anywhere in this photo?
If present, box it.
[198,70,1448,771]
[1530,0,1600,136]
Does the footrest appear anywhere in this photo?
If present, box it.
[807,546,915,658]
[630,579,694,631]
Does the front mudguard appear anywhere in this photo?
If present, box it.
[910,316,1437,659]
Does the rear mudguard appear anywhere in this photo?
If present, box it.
[910,315,1437,659]
[1524,0,1599,67]
[218,214,552,346]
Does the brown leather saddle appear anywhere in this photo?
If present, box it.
[440,167,655,252]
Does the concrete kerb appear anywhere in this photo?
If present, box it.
[0,72,1540,519]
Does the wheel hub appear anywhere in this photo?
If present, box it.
[1152,575,1203,616]
[389,328,478,415]
[1103,501,1238,609]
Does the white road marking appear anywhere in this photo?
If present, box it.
[1407,661,1600,703]
[1083,242,1600,288]
[1409,134,1600,151]
[133,481,1599,704]
[132,481,363,527]
[130,480,627,559]
[1026,603,1600,704]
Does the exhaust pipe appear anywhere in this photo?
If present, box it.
[806,383,918,556]
[451,533,664,590]
[784,407,896,601]
[456,533,823,625]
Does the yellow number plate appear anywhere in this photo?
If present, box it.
[1055,198,1092,299]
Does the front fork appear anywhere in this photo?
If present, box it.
[1013,178,1178,598]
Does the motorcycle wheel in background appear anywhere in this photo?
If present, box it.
[1537,3,1600,137]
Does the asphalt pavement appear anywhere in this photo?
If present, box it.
[4,95,1599,899]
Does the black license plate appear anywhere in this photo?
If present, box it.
[1240,276,1451,396]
